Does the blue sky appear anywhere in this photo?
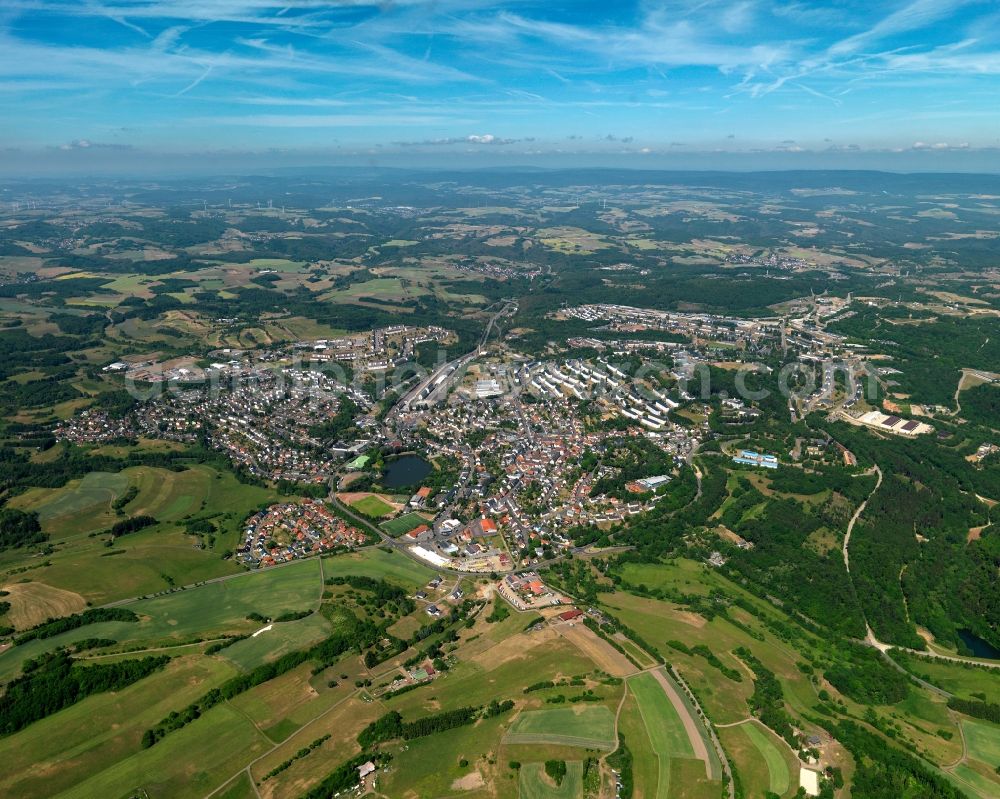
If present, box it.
[2,0,1000,173]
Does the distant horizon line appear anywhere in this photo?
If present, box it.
[4,165,1000,182]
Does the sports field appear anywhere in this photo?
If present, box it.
[519,761,583,799]
[349,494,395,517]
[380,511,431,536]
[505,706,616,750]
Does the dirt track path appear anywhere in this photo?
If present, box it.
[842,464,882,574]
[555,623,635,678]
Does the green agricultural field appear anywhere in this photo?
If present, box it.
[601,582,790,726]
[350,494,395,517]
[617,558,719,597]
[8,471,129,536]
[0,464,280,607]
[895,692,963,766]
[56,702,272,799]
[6,538,244,611]
[262,316,347,341]
[519,760,583,799]
[537,226,613,254]
[388,634,598,720]
[721,724,771,799]
[380,511,431,536]
[434,285,489,305]
[505,706,616,750]
[962,718,1000,769]
[615,690,659,799]
[895,654,1000,702]
[0,655,239,799]
[323,277,420,304]
[124,558,322,639]
[949,764,1000,799]
[215,771,257,799]
[0,558,322,681]
[629,671,695,798]
[323,547,435,590]
[221,612,333,671]
[231,659,371,739]
[669,758,723,799]
[5,463,274,545]
[247,693,383,793]
[742,721,791,796]
[629,672,694,753]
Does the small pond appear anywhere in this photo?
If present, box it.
[957,629,1000,660]
[382,455,432,489]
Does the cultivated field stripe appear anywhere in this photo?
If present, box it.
[503,731,617,749]
[743,720,790,795]
[647,668,712,778]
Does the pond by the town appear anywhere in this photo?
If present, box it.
[382,455,432,489]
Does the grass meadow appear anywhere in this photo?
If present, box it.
[0,557,322,681]
[962,719,1000,781]
[519,760,583,799]
[1,464,279,606]
[0,655,240,799]
[322,546,435,590]
[505,706,616,750]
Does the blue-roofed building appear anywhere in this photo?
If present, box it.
[732,450,778,469]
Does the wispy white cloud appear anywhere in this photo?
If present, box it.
[829,0,981,56]
[1,0,998,155]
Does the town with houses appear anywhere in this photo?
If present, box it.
[238,500,368,567]
[52,297,967,585]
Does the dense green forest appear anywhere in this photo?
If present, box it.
[828,309,1000,406]
[815,419,999,649]
[0,508,45,551]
